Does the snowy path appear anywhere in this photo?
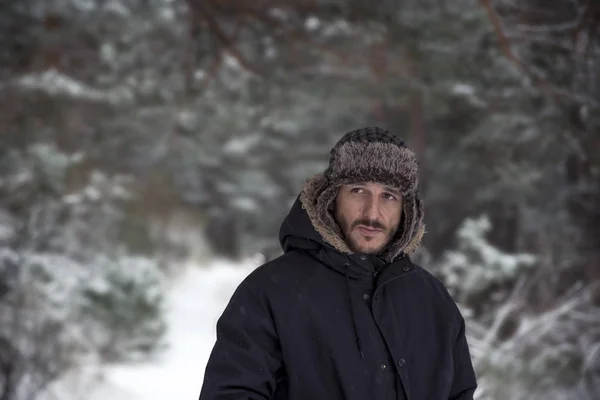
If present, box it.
[43,257,259,400]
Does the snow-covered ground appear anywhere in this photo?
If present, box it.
[41,256,261,400]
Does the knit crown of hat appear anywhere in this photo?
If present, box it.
[324,126,419,195]
[332,126,407,148]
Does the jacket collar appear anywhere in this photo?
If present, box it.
[279,197,416,284]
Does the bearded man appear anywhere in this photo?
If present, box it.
[199,127,478,400]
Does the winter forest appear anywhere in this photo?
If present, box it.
[1,0,599,399]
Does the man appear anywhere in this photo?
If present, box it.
[198,127,478,400]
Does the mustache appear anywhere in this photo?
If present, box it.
[352,219,385,231]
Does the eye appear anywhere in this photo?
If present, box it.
[383,193,398,200]
[350,187,366,194]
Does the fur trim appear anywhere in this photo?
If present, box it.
[326,142,420,195]
[299,173,425,262]
[300,173,352,255]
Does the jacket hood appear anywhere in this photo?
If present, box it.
[279,186,385,282]
[279,173,425,263]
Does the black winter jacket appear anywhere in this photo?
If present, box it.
[199,191,477,399]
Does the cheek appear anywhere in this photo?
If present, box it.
[339,211,354,231]
[334,205,348,229]
[385,206,403,227]
[336,200,359,223]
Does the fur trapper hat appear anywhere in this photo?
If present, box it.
[299,126,425,261]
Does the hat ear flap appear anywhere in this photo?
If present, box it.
[328,198,335,211]
[380,192,425,261]
[400,192,425,256]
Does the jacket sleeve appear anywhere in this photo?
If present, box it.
[198,277,283,400]
[448,315,478,400]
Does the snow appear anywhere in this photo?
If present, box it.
[438,215,537,296]
[305,17,320,31]
[14,69,133,104]
[452,83,476,96]
[40,256,261,400]
[231,197,259,212]
[450,82,486,108]
[223,133,263,155]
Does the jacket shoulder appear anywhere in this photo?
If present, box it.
[238,249,319,292]
[411,262,465,320]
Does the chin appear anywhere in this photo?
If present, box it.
[352,240,386,255]
[362,247,385,255]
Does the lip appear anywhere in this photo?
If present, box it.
[357,226,382,235]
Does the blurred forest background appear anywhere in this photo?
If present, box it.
[1,0,599,399]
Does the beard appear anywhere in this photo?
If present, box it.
[336,214,397,255]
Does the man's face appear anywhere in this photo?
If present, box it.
[334,182,403,255]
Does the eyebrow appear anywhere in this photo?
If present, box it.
[384,186,401,196]
[353,183,401,196]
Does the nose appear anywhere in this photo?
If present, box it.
[363,195,380,220]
